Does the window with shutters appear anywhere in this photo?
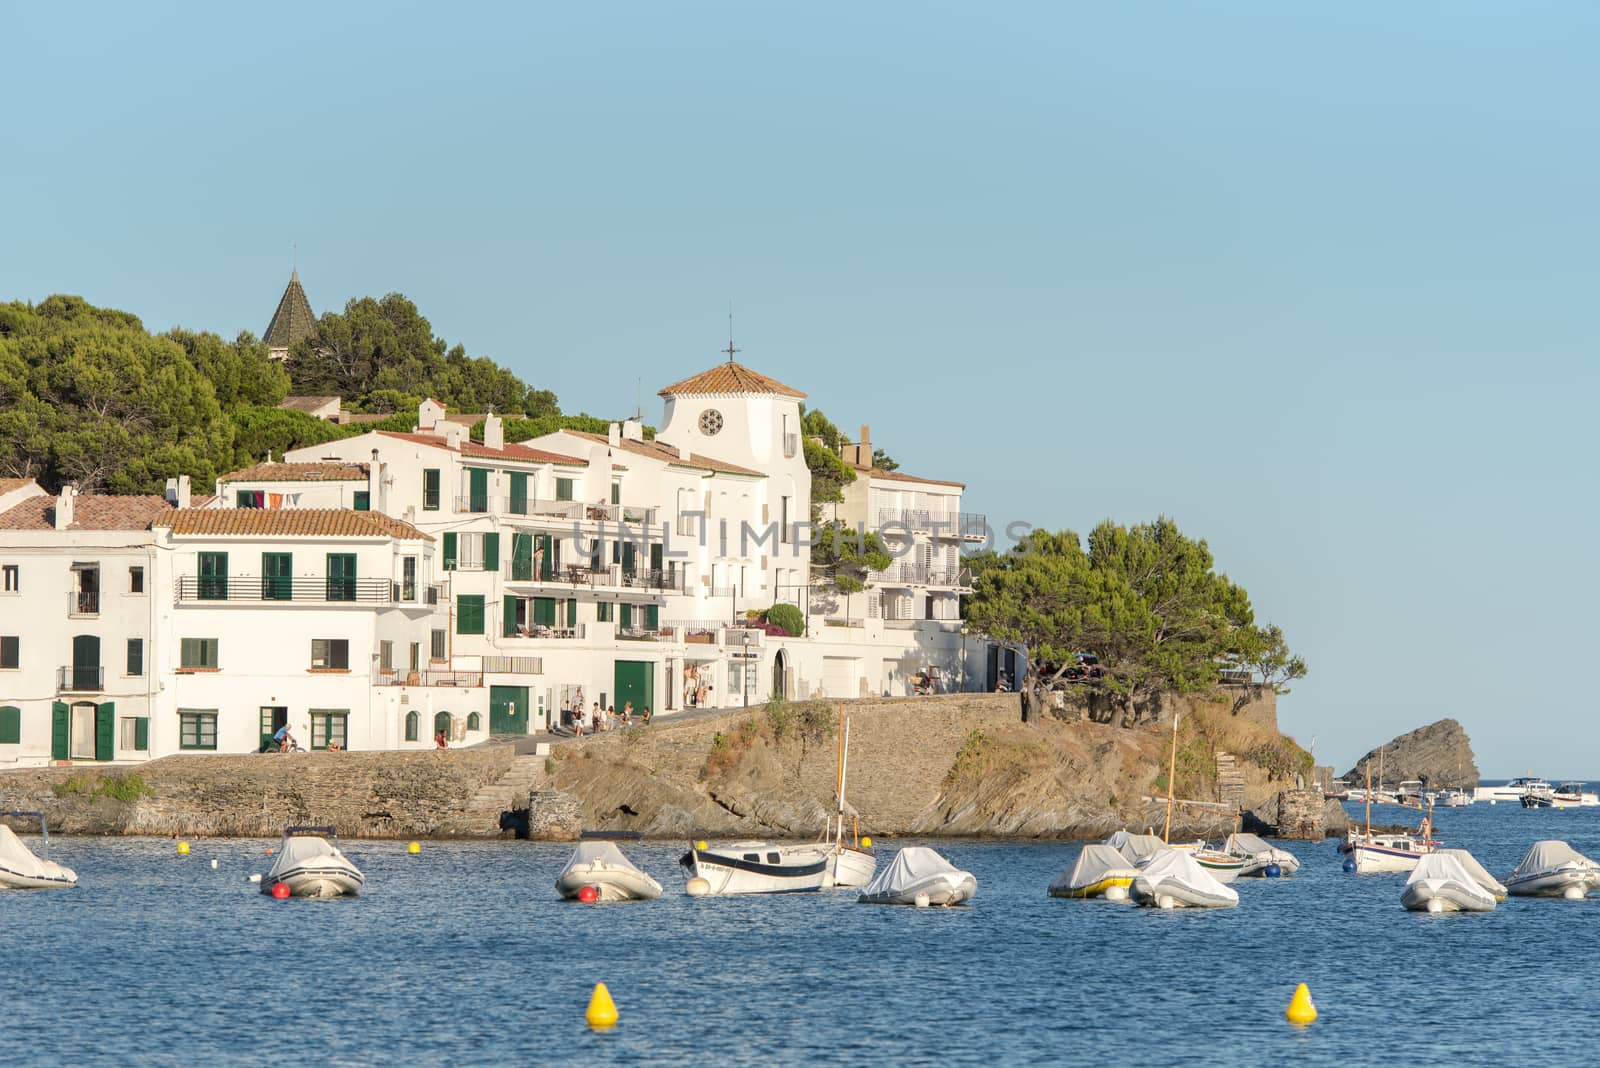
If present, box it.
[126,638,144,677]
[0,635,17,669]
[456,533,485,570]
[423,469,441,510]
[457,595,485,635]
[431,629,447,660]
[179,638,219,670]
[597,602,613,622]
[311,638,349,670]
[310,710,348,750]
[379,640,393,671]
[119,716,148,751]
[405,710,419,741]
[179,711,217,750]
[0,706,19,745]
[128,566,144,594]
[555,477,573,501]
[1,564,17,593]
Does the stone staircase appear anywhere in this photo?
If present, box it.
[1215,751,1247,809]
[447,754,547,835]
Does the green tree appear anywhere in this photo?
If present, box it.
[803,437,856,515]
[230,406,347,464]
[766,603,806,638]
[166,328,289,410]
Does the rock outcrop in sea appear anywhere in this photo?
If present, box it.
[1339,718,1479,788]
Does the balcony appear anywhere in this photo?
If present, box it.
[871,564,973,589]
[374,669,483,688]
[67,590,100,617]
[783,433,799,459]
[623,568,686,593]
[501,621,582,640]
[873,509,990,541]
[508,565,680,594]
[175,576,394,605]
[58,665,104,692]
[481,655,544,675]
[454,494,492,514]
[392,580,441,606]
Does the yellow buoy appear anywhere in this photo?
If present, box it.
[586,982,619,1029]
[694,840,708,851]
[861,836,873,849]
[1285,983,1317,1025]
[407,841,421,855]
[176,840,190,856]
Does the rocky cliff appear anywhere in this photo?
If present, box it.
[1339,718,1479,788]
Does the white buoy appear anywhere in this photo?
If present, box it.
[1563,885,1585,900]
[211,859,219,870]
[1105,885,1130,902]
[1427,897,1444,913]
[248,873,263,883]
[1157,894,1176,910]
[913,892,931,908]
[685,877,711,897]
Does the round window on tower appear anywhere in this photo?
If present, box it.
[699,409,724,436]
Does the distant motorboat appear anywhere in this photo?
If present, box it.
[1223,832,1301,877]
[680,842,829,895]
[0,812,77,890]
[1474,777,1552,803]
[1551,782,1600,808]
[1436,788,1473,808]
[1395,781,1428,810]
[1400,853,1497,913]
[857,846,976,906]
[1505,840,1600,899]
[1049,844,1140,900]
[1130,849,1239,909]
[556,841,662,902]
[261,826,364,898]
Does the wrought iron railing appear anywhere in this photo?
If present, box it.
[373,670,482,687]
[57,665,104,692]
[481,655,544,675]
[175,576,393,604]
[67,590,100,616]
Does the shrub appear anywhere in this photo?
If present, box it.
[51,774,91,797]
[766,603,805,638]
[94,772,153,802]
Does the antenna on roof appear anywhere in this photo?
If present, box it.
[723,302,739,364]
[635,377,642,421]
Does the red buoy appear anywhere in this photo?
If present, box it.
[271,882,291,900]
[577,885,599,904]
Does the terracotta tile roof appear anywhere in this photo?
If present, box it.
[157,508,432,541]
[377,430,584,466]
[218,461,369,483]
[0,478,36,495]
[866,468,965,490]
[563,431,764,477]
[277,395,341,414]
[0,494,174,531]
[657,361,806,399]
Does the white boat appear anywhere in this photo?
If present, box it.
[0,813,77,890]
[1106,830,1167,867]
[1474,776,1552,803]
[556,840,662,902]
[1505,840,1600,899]
[680,841,829,895]
[1223,832,1301,877]
[1395,780,1427,809]
[261,826,364,898]
[1551,782,1600,808]
[1169,841,1248,882]
[1347,832,1434,873]
[1436,788,1473,808]
[857,846,976,906]
[1433,848,1506,901]
[1130,848,1239,909]
[1400,853,1497,913]
[818,712,877,889]
[1049,844,1140,900]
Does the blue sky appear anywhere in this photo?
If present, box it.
[4,2,1596,776]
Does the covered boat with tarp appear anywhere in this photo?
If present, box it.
[1106,831,1167,867]
[1223,832,1300,876]
[0,813,77,890]
[1434,848,1506,901]
[1401,852,1497,913]
[858,846,976,906]
[1130,848,1239,909]
[1505,840,1600,899]
[1049,844,1140,900]
[556,841,662,901]
[261,826,364,898]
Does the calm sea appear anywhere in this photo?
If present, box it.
[4,798,1596,1066]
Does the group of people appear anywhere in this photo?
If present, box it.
[683,665,716,708]
[567,700,650,736]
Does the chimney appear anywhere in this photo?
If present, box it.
[165,477,179,505]
[266,449,274,463]
[54,484,76,529]
[368,450,382,511]
[608,422,621,447]
[622,418,644,442]
[483,412,504,451]
[858,424,872,468]
[176,474,191,509]
[441,423,468,449]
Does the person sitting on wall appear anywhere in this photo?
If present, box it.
[641,706,652,726]
[621,700,634,725]
[435,729,449,750]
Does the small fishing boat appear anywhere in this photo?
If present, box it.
[1169,841,1248,882]
[1504,840,1600,899]
[1049,844,1140,900]
[1436,788,1473,808]
[1223,832,1301,877]
[1551,782,1600,808]
[260,826,364,898]
[1130,848,1239,909]
[680,841,829,895]
[1520,781,1557,809]
[857,846,976,906]
[1344,762,1437,872]
[1395,780,1428,810]
[1433,848,1506,901]
[1400,853,1497,913]
[818,711,876,889]
[556,841,662,901]
[0,812,77,890]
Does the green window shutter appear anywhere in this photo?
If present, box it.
[199,552,229,600]
[483,532,500,572]
[0,706,20,745]
[262,552,292,600]
[611,481,621,505]
[134,717,149,751]
[442,532,458,571]
[509,472,528,514]
[597,602,612,622]
[423,469,441,510]
[353,490,370,511]
[126,638,143,676]
[645,604,659,629]
[95,703,114,761]
[457,595,485,635]
[469,468,489,512]
[620,603,634,629]
[537,534,554,580]
[650,543,663,571]
[503,595,519,638]
[51,702,69,760]
[556,477,573,502]
[567,599,577,627]
[512,533,533,581]
[405,710,419,741]
[326,553,357,601]
[533,597,556,627]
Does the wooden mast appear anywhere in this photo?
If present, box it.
[1164,713,1180,843]
[1365,759,1373,837]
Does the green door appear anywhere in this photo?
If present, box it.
[95,702,114,761]
[533,597,557,627]
[327,553,356,601]
[199,551,228,599]
[72,634,100,691]
[262,552,292,600]
[512,533,533,580]
[509,472,528,514]
[489,685,529,734]
[613,661,653,717]
[469,468,489,512]
[51,701,69,761]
